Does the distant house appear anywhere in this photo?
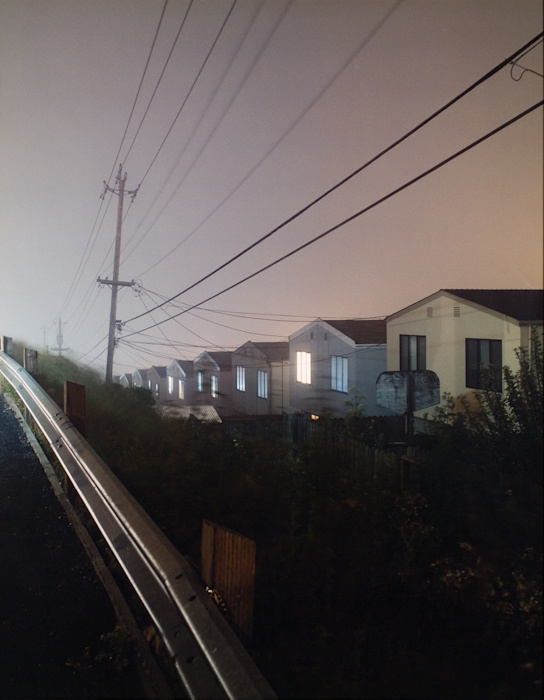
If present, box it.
[146,366,169,403]
[193,351,234,417]
[289,318,391,418]
[232,341,290,415]
[166,359,194,406]
[386,288,544,416]
[132,368,149,390]
[119,373,133,389]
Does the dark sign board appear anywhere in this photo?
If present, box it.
[376,370,440,412]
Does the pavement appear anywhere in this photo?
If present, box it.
[0,394,144,699]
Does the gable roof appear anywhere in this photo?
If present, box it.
[248,341,289,362]
[443,289,543,322]
[168,359,194,376]
[149,365,167,378]
[206,351,233,368]
[323,319,387,344]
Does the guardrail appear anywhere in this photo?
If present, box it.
[0,339,275,700]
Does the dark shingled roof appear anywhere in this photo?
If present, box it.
[444,289,543,321]
[206,351,233,368]
[251,342,289,361]
[322,319,387,344]
[150,365,167,378]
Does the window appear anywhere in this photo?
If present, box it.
[466,338,502,391]
[331,356,348,392]
[236,365,246,391]
[168,376,174,395]
[257,370,268,399]
[296,351,311,384]
[178,379,185,400]
[211,375,218,398]
[197,370,204,392]
[155,383,159,397]
[400,335,426,371]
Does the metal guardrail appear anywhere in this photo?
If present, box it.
[0,341,275,700]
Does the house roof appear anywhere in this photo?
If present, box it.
[322,319,387,344]
[247,342,289,361]
[150,365,167,378]
[205,351,233,368]
[133,369,148,381]
[443,289,543,322]
[169,359,194,376]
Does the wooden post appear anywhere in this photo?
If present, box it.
[64,381,86,437]
[201,520,256,642]
[1,336,13,356]
[24,348,38,375]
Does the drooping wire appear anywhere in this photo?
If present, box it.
[121,99,543,339]
[123,31,544,326]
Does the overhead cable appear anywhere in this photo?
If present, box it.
[121,98,543,339]
[123,31,543,325]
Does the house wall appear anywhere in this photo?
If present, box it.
[289,322,389,417]
[232,345,289,415]
[193,355,234,416]
[386,293,535,415]
[166,361,194,406]
[146,368,169,404]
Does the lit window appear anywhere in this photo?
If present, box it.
[400,335,426,371]
[155,383,159,397]
[168,376,174,395]
[236,366,246,391]
[178,379,185,400]
[296,351,311,384]
[197,371,204,392]
[211,375,218,398]
[257,370,268,399]
[466,338,502,391]
[331,356,348,393]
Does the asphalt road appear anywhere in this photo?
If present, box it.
[0,394,142,698]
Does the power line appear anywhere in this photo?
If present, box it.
[123,31,543,326]
[55,2,169,321]
[136,0,239,189]
[121,98,543,340]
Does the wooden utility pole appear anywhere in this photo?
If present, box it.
[99,164,138,384]
[52,318,69,356]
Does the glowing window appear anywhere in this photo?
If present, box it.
[211,375,218,398]
[168,376,174,395]
[178,379,185,400]
[236,366,246,391]
[296,351,311,384]
[197,371,204,392]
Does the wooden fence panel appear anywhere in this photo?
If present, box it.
[201,520,256,641]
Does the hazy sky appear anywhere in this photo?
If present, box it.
[1,0,542,376]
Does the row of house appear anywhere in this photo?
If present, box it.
[116,289,543,423]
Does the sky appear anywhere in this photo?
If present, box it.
[1,0,542,377]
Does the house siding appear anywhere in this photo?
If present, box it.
[289,320,390,417]
[232,342,289,415]
[386,290,543,416]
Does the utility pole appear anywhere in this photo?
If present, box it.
[51,318,69,356]
[98,164,139,383]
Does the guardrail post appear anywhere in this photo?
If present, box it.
[24,348,38,375]
[64,381,86,437]
[1,336,13,356]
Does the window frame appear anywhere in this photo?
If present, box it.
[236,365,246,392]
[211,374,218,398]
[330,355,348,393]
[257,370,268,399]
[296,351,312,384]
[400,334,426,371]
[466,338,502,392]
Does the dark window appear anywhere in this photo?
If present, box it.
[466,338,502,391]
[400,335,426,371]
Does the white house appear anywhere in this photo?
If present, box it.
[146,366,169,403]
[232,341,290,415]
[166,359,194,406]
[386,288,543,416]
[193,351,234,417]
[288,318,391,418]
